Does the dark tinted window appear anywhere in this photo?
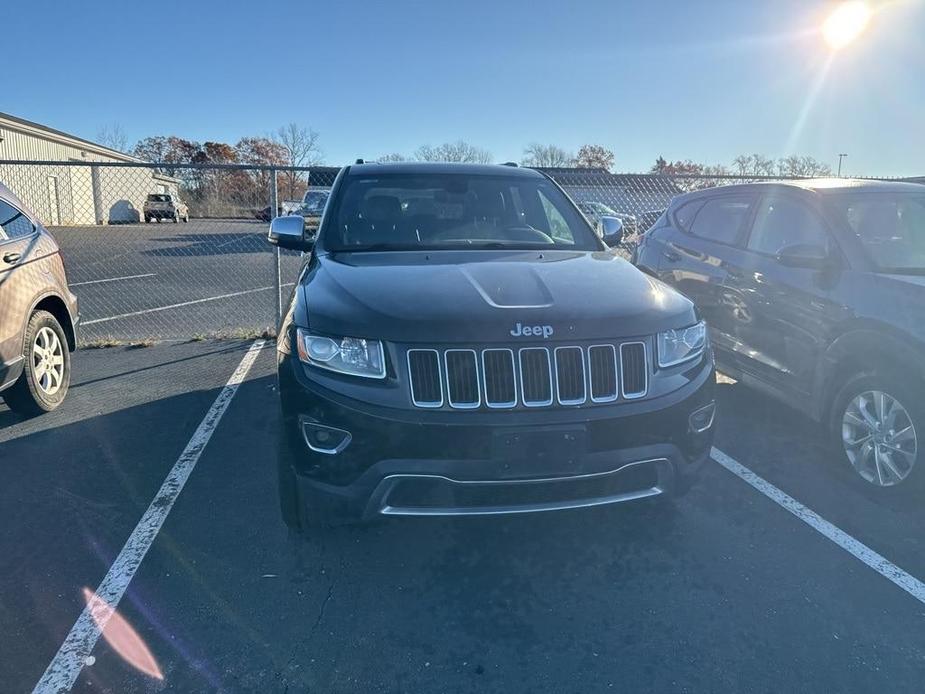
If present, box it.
[0,200,35,241]
[748,195,829,255]
[146,194,171,202]
[687,196,752,244]
[674,199,705,231]
[824,191,925,271]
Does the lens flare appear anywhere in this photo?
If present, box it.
[823,1,872,49]
[82,587,164,681]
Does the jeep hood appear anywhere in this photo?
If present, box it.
[301,250,697,342]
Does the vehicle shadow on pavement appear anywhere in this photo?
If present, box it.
[71,341,254,390]
[0,383,247,693]
[141,232,268,257]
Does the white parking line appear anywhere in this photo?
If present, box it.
[70,273,156,287]
[82,283,296,325]
[32,340,265,693]
[711,446,925,605]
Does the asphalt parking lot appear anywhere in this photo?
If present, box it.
[2,341,925,693]
[49,220,302,343]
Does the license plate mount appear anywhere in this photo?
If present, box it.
[491,426,587,473]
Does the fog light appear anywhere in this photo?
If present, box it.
[689,402,716,434]
[300,418,352,454]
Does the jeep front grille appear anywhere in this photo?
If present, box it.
[407,349,443,407]
[407,342,649,410]
[620,342,648,398]
[482,349,517,408]
[519,348,553,406]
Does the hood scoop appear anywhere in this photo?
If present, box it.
[461,264,554,308]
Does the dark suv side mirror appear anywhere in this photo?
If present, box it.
[776,243,834,270]
[268,215,314,252]
[599,216,624,248]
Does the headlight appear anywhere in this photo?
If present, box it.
[296,328,386,379]
[657,321,706,368]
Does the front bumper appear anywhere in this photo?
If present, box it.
[278,351,715,521]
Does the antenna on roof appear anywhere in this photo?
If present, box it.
[501,161,519,167]
[355,158,365,165]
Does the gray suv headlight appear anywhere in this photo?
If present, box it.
[657,321,706,368]
[296,328,386,379]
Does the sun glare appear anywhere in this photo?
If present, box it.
[823,1,872,49]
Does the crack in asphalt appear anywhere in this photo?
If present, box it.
[309,582,335,638]
[278,536,337,692]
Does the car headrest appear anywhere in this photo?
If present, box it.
[362,195,402,224]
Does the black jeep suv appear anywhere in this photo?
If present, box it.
[270,163,715,530]
[635,179,925,492]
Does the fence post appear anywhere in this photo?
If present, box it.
[269,168,283,325]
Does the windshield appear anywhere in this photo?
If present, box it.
[825,191,925,272]
[325,173,599,251]
[301,190,328,213]
[582,201,616,216]
[146,194,171,202]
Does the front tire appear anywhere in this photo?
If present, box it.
[830,371,923,492]
[277,425,304,532]
[4,311,71,416]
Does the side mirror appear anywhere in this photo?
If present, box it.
[268,215,313,252]
[776,243,834,270]
[599,216,624,247]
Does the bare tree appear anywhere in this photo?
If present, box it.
[377,153,407,162]
[731,154,776,176]
[521,143,575,168]
[97,123,128,153]
[732,153,832,178]
[414,141,492,164]
[575,144,615,171]
[273,123,324,199]
[777,155,832,177]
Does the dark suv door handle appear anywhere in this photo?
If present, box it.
[2,252,21,265]
[662,250,681,262]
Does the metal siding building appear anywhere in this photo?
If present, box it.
[0,112,179,225]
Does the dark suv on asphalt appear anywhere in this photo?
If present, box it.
[0,183,78,415]
[635,179,925,492]
[268,162,716,530]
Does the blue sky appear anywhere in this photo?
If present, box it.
[5,0,924,175]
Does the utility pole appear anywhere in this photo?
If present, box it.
[837,153,848,177]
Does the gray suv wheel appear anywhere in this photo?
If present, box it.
[832,372,923,491]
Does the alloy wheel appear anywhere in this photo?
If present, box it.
[842,390,917,486]
[32,326,65,396]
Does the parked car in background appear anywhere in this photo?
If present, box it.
[635,179,925,492]
[0,183,78,415]
[255,205,285,222]
[638,209,666,234]
[577,200,638,239]
[268,162,715,531]
[296,189,330,232]
[144,193,189,223]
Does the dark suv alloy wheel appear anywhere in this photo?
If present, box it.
[830,371,923,493]
[3,310,71,416]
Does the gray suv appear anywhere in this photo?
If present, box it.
[0,183,79,415]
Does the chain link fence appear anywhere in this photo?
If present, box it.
[1,160,909,346]
[0,161,336,344]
